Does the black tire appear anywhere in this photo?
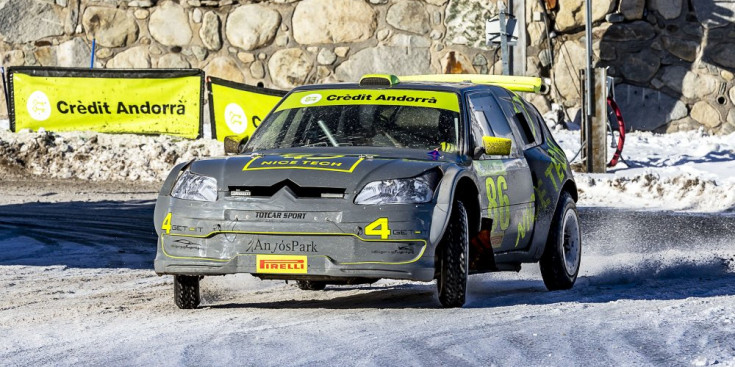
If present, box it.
[174,275,200,309]
[436,201,469,308]
[296,280,327,291]
[540,192,582,290]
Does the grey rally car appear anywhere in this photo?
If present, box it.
[154,74,580,308]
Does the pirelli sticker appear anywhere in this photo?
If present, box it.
[276,89,460,112]
[256,255,307,274]
[243,154,363,173]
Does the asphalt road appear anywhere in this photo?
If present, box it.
[0,200,733,270]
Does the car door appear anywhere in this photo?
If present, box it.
[495,91,546,251]
[467,92,535,252]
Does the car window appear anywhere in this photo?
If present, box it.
[246,89,461,152]
[523,100,546,144]
[511,95,540,146]
[494,93,539,148]
[467,92,520,157]
[468,94,491,152]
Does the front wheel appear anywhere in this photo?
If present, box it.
[174,275,200,309]
[540,192,582,290]
[436,201,469,308]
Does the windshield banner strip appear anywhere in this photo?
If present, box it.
[276,89,460,112]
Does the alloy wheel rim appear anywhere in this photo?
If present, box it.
[562,209,581,276]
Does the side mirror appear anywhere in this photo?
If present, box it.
[482,136,512,156]
[224,135,247,155]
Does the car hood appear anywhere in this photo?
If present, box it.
[188,152,452,194]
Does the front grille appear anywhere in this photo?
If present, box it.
[229,180,345,198]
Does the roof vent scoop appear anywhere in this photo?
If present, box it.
[359,74,400,87]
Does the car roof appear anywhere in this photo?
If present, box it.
[290,81,506,95]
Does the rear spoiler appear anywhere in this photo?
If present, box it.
[398,74,548,94]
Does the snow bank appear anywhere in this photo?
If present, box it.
[0,129,222,182]
[553,129,735,213]
[1,125,734,212]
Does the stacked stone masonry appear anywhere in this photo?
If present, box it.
[0,0,732,134]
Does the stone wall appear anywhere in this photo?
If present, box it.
[1,0,734,135]
[0,0,501,122]
[530,0,735,134]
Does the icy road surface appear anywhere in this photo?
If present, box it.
[1,195,734,366]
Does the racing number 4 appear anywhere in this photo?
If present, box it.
[162,212,172,234]
[366,217,390,239]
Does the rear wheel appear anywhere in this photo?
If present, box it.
[436,201,469,308]
[296,280,327,291]
[540,192,581,290]
[174,275,200,309]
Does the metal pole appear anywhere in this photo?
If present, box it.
[512,0,525,77]
[1,67,8,105]
[90,39,96,69]
[499,1,509,76]
[584,0,594,172]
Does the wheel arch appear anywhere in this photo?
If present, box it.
[430,167,481,248]
[523,177,579,262]
[455,177,481,237]
[561,178,578,203]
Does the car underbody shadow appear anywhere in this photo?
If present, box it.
[205,282,440,310]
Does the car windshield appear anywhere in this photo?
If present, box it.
[245,89,461,153]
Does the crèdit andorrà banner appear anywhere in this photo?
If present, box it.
[207,77,286,141]
[8,67,204,139]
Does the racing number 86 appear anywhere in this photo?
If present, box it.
[486,176,510,232]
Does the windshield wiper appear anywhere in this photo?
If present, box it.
[378,129,404,148]
[317,120,339,147]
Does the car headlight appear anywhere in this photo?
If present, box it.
[355,171,439,205]
[171,170,218,202]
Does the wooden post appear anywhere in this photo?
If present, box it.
[590,68,608,173]
[580,68,608,173]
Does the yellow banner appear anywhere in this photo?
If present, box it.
[208,77,285,141]
[276,89,460,112]
[10,68,203,139]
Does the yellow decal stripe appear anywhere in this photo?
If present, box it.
[160,231,427,266]
[242,157,364,173]
[277,89,460,112]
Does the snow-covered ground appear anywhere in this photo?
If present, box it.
[0,202,733,366]
[0,127,221,182]
[554,129,735,213]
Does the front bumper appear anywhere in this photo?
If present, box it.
[153,196,440,282]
